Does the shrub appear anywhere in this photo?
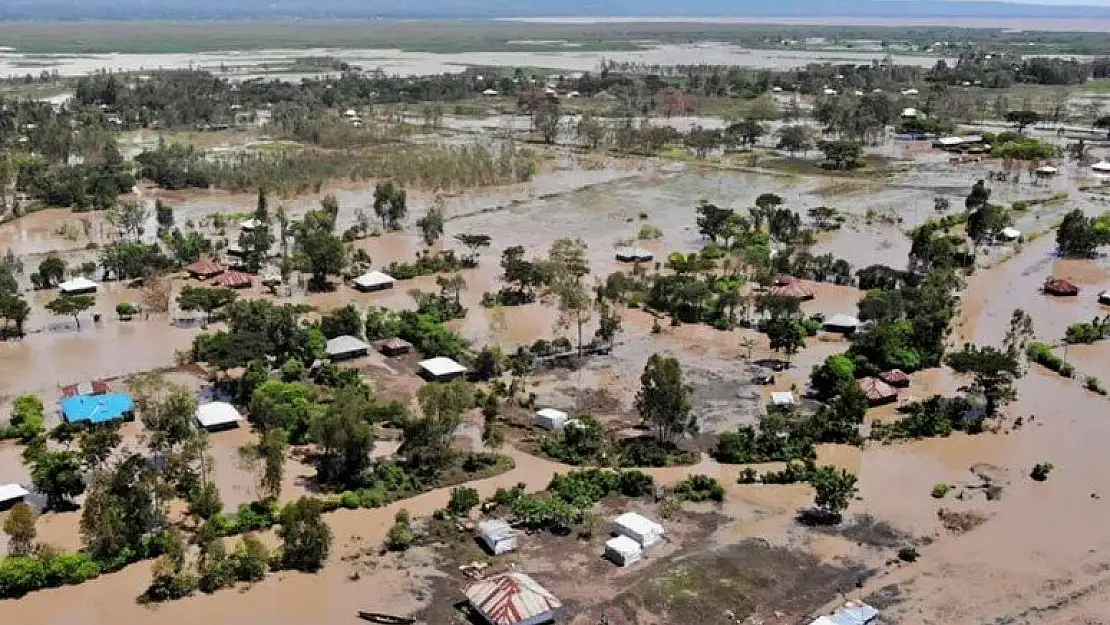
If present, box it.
[447,487,480,517]
[672,475,726,502]
[931,483,951,499]
[616,470,655,497]
[385,510,416,551]
[1030,462,1054,482]
[1086,376,1108,395]
[1027,342,1074,378]
[897,547,920,562]
[737,468,759,484]
[637,224,663,240]
[231,534,270,582]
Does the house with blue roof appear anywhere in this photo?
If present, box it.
[60,392,135,424]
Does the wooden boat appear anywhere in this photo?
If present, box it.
[357,612,416,625]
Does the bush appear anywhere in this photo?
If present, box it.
[1027,342,1074,377]
[931,483,951,499]
[231,534,270,582]
[637,224,663,240]
[897,547,920,562]
[737,468,759,484]
[385,510,416,552]
[1030,462,1054,482]
[447,487,480,517]
[672,475,726,502]
[1086,376,1108,395]
[616,470,655,497]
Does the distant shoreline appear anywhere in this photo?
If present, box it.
[493,15,1110,32]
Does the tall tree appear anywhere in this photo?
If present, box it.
[308,387,377,487]
[177,285,238,323]
[238,187,275,272]
[277,497,333,572]
[372,181,407,230]
[45,294,95,329]
[0,292,31,337]
[240,427,288,501]
[545,238,592,357]
[635,354,696,444]
[295,210,347,291]
[80,454,162,560]
[37,254,66,288]
[808,466,858,523]
[946,344,1023,418]
[2,502,36,556]
[407,380,474,471]
[416,202,446,248]
[106,200,149,242]
[30,450,85,510]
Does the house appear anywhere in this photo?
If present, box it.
[61,392,135,424]
[212,270,253,289]
[858,377,899,406]
[1099,291,1110,306]
[900,107,919,119]
[195,401,244,431]
[534,408,569,431]
[1044,277,1080,297]
[352,270,396,292]
[901,88,920,96]
[0,484,29,510]
[1035,165,1058,176]
[605,535,643,566]
[184,259,226,280]
[378,337,413,356]
[58,277,99,295]
[612,512,664,548]
[478,519,519,555]
[482,88,500,96]
[1092,161,1110,173]
[771,391,796,408]
[61,379,110,397]
[770,278,815,301]
[809,601,879,625]
[998,227,1021,242]
[822,313,860,334]
[615,247,654,263]
[326,335,371,361]
[419,356,467,381]
[465,572,562,625]
[878,369,911,388]
[239,218,262,231]
[823,88,838,96]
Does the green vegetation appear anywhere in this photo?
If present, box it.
[1030,462,1054,482]
[931,483,952,499]
[1056,209,1110,258]
[1065,317,1110,344]
[1027,342,1075,378]
[671,475,726,503]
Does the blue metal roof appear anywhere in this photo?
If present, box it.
[828,604,879,625]
[60,393,134,424]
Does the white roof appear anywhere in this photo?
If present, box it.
[1035,165,1058,174]
[239,218,262,230]
[1092,161,1110,172]
[326,335,371,357]
[482,88,499,95]
[823,313,860,328]
[613,512,663,536]
[615,247,654,261]
[419,356,466,377]
[823,88,837,96]
[901,88,919,95]
[0,483,30,503]
[605,535,642,557]
[771,391,796,406]
[195,402,243,428]
[479,519,516,541]
[465,572,562,625]
[901,107,919,117]
[536,408,568,420]
[353,270,395,288]
[344,109,358,117]
[1000,227,1022,239]
[58,277,99,293]
[772,86,783,92]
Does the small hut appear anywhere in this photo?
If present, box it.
[878,369,911,388]
[770,391,795,408]
[605,535,643,567]
[858,377,899,406]
[353,270,396,292]
[1043,277,1079,297]
[1092,161,1110,173]
[419,357,466,381]
[478,519,518,555]
[212,270,253,289]
[612,512,664,548]
[1099,291,1110,306]
[822,313,860,334]
[534,408,569,431]
[998,227,1021,242]
[615,247,654,263]
[58,277,99,295]
[185,259,225,280]
[378,338,413,356]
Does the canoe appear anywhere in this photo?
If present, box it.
[357,612,416,625]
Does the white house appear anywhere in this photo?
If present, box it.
[195,402,244,431]
[58,277,99,295]
[900,107,919,119]
[1093,161,1110,173]
[352,270,396,292]
[612,512,664,548]
[605,535,643,566]
[534,408,569,430]
[482,88,500,96]
[419,356,467,381]
[1035,165,1058,176]
[326,335,371,360]
[239,218,262,231]
[771,391,796,407]
[478,519,518,555]
[615,247,654,262]
[0,483,30,508]
[998,227,1022,242]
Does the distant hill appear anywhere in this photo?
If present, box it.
[3,0,1110,21]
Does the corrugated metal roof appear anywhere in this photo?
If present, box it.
[185,259,225,277]
[465,573,562,625]
[0,483,29,504]
[326,335,371,357]
[828,603,879,625]
[212,270,253,288]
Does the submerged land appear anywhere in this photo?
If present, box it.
[1,17,1110,625]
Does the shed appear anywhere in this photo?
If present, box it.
[195,401,244,431]
[378,337,413,356]
[771,391,796,407]
[212,270,253,289]
[858,377,899,405]
[353,270,396,292]
[184,259,225,279]
[900,107,919,119]
[1099,291,1110,306]
[465,572,562,625]
[482,88,500,96]
[326,335,371,360]
[534,408,569,431]
[478,519,519,555]
[615,247,654,263]
[1035,165,1058,176]
[419,356,467,381]
[61,392,134,424]
[823,88,838,96]
[824,602,879,625]
[61,379,110,397]
[612,512,664,548]
[0,484,29,509]
[239,218,262,231]
[58,277,99,295]
[822,313,860,334]
[998,227,1021,241]
[605,535,643,567]
[878,369,911,388]
[1092,161,1110,173]
[1044,277,1080,296]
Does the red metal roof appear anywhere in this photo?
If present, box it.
[212,270,253,288]
[1044,278,1079,296]
[770,279,815,300]
[185,259,225,278]
[878,369,911,386]
[465,573,562,625]
[61,380,110,397]
[858,377,898,403]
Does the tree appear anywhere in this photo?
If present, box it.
[238,188,274,272]
[966,203,1011,244]
[776,125,813,156]
[724,118,767,149]
[0,292,30,337]
[308,387,377,487]
[45,294,95,329]
[1004,308,1035,359]
[177,286,238,323]
[3,502,36,556]
[416,202,446,248]
[818,140,864,170]
[1096,115,1110,140]
[766,318,807,361]
[436,273,467,309]
[30,450,85,510]
[532,98,561,144]
[447,487,480,517]
[239,427,288,501]
[8,394,45,443]
[635,354,696,444]
[1005,110,1041,132]
[319,304,362,339]
[232,533,270,581]
[373,181,407,230]
[946,344,1023,417]
[154,199,174,230]
[684,126,721,158]
[594,297,623,348]
[695,201,735,243]
[454,233,491,265]
[296,213,347,291]
[1056,209,1110,258]
[407,380,474,470]
[546,238,592,358]
[576,113,605,149]
[808,466,858,523]
[80,454,161,560]
[79,423,122,470]
[965,179,992,211]
[106,200,148,242]
[277,497,333,572]
[37,254,66,288]
[810,354,856,400]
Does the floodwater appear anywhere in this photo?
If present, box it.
[0,44,954,79]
